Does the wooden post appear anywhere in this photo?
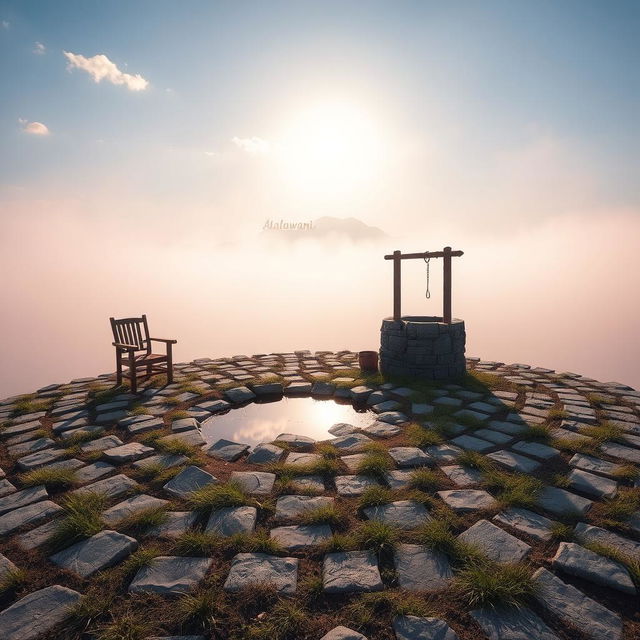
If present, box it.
[443,246,452,324]
[393,250,401,321]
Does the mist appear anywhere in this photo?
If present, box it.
[1,199,638,399]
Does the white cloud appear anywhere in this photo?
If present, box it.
[204,151,216,157]
[1,20,9,29]
[63,51,148,91]
[18,118,49,135]
[33,41,46,55]
[232,136,270,155]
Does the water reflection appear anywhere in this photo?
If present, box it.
[201,397,373,446]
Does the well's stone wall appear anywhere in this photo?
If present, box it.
[379,315,466,379]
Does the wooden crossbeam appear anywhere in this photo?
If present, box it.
[384,246,464,323]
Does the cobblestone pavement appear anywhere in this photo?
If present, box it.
[0,351,638,639]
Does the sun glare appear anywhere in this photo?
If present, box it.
[275,100,385,199]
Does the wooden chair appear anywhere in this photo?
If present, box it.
[110,315,176,393]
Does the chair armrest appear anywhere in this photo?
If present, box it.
[149,337,177,344]
[112,342,138,350]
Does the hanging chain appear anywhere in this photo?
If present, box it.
[424,252,431,299]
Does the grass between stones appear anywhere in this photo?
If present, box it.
[115,506,169,536]
[407,423,444,447]
[582,541,640,587]
[18,466,79,490]
[0,568,27,597]
[355,450,393,480]
[580,421,626,444]
[358,486,394,509]
[188,480,254,512]
[482,470,543,509]
[452,563,537,608]
[45,492,107,552]
[457,450,495,472]
[590,487,640,529]
[298,504,347,528]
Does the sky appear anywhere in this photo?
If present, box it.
[0,1,639,396]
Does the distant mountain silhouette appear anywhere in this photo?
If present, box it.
[261,216,388,243]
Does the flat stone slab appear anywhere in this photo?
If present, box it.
[206,506,257,536]
[600,442,640,464]
[150,511,198,539]
[286,451,321,467]
[335,475,380,497]
[288,474,325,492]
[486,450,540,474]
[275,495,334,520]
[0,500,63,536]
[246,443,286,464]
[473,429,513,445]
[437,490,497,513]
[458,519,531,563]
[224,386,256,404]
[392,615,459,640]
[320,627,368,640]
[0,485,48,516]
[229,471,276,495]
[363,421,402,437]
[0,584,82,640]
[371,400,402,413]
[388,447,432,468]
[470,607,559,640]
[493,508,557,542]
[49,529,138,577]
[567,469,618,499]
[363,500,431,530]
[329,423,359,436]
[205,439,250,462]
[450,434,494,453]
[74,461,116,484]
[441,465,482,487]
[270,524,332,550]
[59,425,105,441]
[487,420,529,436]
[224,553,298,593]
[132,454,188,471]
[274,433,315,451]
[330,433,373,453]
[533,567,622,640]
[377,411,410,425]
[0,479,13,498]
[537,486,592,518]
[385,469,417,490]
[8,437,55,458]
[129,556,213,594]
[0,553,18,580]
[171,417,201,433]
[102,494,169,526]
[573,522,640,557]
[323,551,383,593]
[163,466,217,499]
[569,453,620,478]
[393,544,453,591]
[102,442,155,464]
[425,444,463,462]
[73,473,138,499]
[511,441,560,461]
[552,542,636,595]
[17,448,67,471]
[158,429,206,448]
[80,435,124,453]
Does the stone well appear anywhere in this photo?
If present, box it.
[379,315,466,379]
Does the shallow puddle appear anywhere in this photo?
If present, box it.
[200,397,373,446]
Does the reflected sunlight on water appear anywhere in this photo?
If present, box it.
[200,397,373,446]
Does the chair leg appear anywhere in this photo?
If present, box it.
[129,352,137,394]
[115,350,122,386]
[167,344,174,384]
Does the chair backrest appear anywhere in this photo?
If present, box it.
[110,315,150,351]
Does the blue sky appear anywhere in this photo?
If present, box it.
[1,1,638,218]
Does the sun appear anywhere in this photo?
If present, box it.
[274,99,385,199]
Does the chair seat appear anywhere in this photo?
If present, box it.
[123,352,168,365]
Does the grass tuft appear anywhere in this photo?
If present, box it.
[453,562,537,608]
[298,504,345,528]
[188,481,252,512]
[358,485,393,509]
[483,471,543,509]
[408,468,441,492]
[115,506,168,535]
[46,492,107,552]
[355,451,393,480]
[415,518,484,566]
[407,423,443,448]
[0,568,27,595]
[457,450,495,472]
[591,488,640,528]
[351,520,399,554]
[19,467,78,490]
